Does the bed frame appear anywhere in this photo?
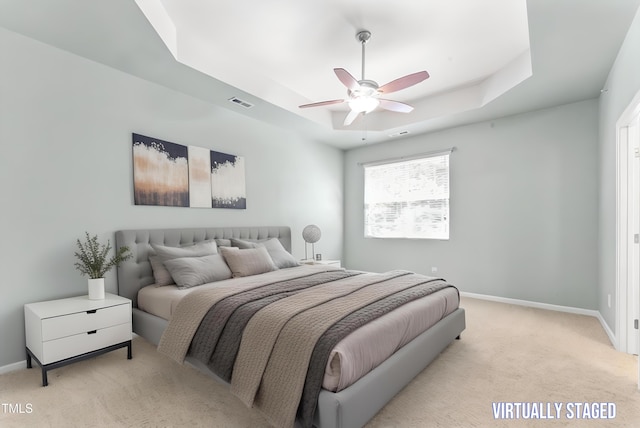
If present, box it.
[115,226,465,428]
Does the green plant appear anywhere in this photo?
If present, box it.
[74,232,132,279]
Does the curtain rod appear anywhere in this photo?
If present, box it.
[358,147,455,167]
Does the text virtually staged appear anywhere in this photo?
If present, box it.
[492,401,616,420]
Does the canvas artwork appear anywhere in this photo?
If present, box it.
[132,134,189,207]
[211,150,246,209]
[132,134,246,209]
[188,145,212,208]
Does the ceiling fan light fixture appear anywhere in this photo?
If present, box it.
[349,96,379,113]
[298,30,429,126]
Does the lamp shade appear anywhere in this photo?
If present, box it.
[302,224,321,244]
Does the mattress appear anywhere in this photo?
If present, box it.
[138,265,459,391]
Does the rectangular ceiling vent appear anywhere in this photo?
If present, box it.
[228,97,254,109]
[388,130,411,138]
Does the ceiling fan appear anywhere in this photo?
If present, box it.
[299,30,429,126]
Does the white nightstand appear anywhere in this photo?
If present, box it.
[301,259,342,268]
[24,293,132,386]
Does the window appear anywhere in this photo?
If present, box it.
[364,151,450,240]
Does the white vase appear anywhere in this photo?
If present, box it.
[88,278,105,300]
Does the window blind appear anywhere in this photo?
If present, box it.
[364,152,450,239]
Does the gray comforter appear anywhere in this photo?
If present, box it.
[186,269,455,428]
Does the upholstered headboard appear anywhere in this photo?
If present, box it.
[115,226,292,307]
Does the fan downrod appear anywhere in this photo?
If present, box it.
[356,30,372,81]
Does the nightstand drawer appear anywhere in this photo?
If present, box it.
[41,303,130,341]
[41,322,131,364]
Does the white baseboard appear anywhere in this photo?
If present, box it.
[0,360,26,375]
[460,291,617,348]
[596,312,618,349]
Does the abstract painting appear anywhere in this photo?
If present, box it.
[211,151,246,209]
[132,134,189,207]
[132,134,246,209]
[188,145,212,208]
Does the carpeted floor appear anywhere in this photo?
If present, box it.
[1,296,638,427]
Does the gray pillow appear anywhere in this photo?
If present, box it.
[230,238,258,249]
[149,255,173,286]
[230,238,299,269]
[260,238,299,269]
[215,238,232,248]
[163,254,232,289]
[220,246,278,277]
[150,241,218,286]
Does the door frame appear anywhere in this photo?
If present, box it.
[616,88,640,355]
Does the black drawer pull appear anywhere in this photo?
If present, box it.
[87,330,97,335]
[86,310,97,314]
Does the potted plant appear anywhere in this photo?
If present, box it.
[74,232,132,300]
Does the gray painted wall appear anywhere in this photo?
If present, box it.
[2,7,637,369]
[344,100,599,310]
[0,27,343,367]
[598,7,640,332]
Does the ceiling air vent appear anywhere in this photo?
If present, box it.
[228,97,254,109]
[388,130,410,138]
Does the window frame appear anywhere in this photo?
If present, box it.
[362,149,452,240]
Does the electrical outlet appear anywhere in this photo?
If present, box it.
[608,294,611,308]
[431,267,438,274]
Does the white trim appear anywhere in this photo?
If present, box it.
[596,311,618,349]
[460,292,616,347]
[0,359,26,375]
[616,123,629,353]
[615,87,640,354]
[460,291,599,316]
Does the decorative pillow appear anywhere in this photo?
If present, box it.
[215,238,232,248]
[260,238,299,269]
[149,255,173,286]
[230,238,299,269]
[220,246,278,277]
[150,241,218,286]
[163,254,232,289]
[230,238,259,249]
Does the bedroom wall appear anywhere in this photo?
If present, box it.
[0,27,343,368]
[598,6,640,332]
[344,99,599,310]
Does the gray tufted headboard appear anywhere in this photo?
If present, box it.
[115,226,292,307]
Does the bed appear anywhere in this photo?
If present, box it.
[115,226,465,428]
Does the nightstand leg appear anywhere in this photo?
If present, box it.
[127,340,132,359]
[26,348,32,369]
[41,369,48,387]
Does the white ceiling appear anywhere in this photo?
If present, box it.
[135,0,531,132]
[0,0,638,149]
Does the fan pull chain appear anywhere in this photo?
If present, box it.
[362,112,368,141]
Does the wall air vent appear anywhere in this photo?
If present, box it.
[228,97,254,109]
[388,130,410,138]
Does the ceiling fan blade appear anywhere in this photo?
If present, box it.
[343,109,362,126]
[334,68,359,92]
[378,71,429,94]
[379,99,414,113]
[299,99,345,108]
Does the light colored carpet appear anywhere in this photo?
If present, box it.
[1,297,638,427]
